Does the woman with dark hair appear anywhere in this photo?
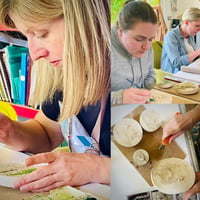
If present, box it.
[111,0,157,104]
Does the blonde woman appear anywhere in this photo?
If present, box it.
[0,0,110,192]
[161,7,200,73]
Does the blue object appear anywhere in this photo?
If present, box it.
[77,135,91,146]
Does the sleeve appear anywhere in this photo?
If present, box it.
[163,30,189,68]
[196,32,200,49]
[144,47,156,89]
[111,90,123,105]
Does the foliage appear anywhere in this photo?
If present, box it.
[146,0,159,7]
[111,0,126,25]
[111,0,159,25]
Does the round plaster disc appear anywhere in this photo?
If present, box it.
[149,90,173,104]
[151,158,195,194]
[113,118,143,147]
[133,149,149,166]
[139,109,161,132]
[158,82,173,89]
[175,82,199,95]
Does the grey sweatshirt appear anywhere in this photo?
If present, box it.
[111,26,156,105]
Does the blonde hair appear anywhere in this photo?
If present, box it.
[182,7,200,21]
[0,0,110,121]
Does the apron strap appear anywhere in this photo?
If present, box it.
[91,94,108,143]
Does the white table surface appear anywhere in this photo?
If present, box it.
[0,144,110,200]
[111,104,193,200]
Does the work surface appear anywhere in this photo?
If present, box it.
[112,105,186,186]
[111,104,195,200]
[0,144,110,200]
[153,83,200,103]
[0,184,110,200]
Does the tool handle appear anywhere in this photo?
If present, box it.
[161,136,171,145]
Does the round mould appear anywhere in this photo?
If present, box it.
[148,90,173,104]
[158,82,173,89]
[0,162,35,188]
[151,158,195,194]
[133,149,149,166]
[113,118,143,147]
[175,82,199,95]
[139,109,161,132]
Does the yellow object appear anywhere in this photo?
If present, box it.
[152,40,163,69]
[152,40,168,84]
[52,146,70,152]
[0,102,17,120]
[155,69,168,84]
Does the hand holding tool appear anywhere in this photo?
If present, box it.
[158,135,171,150]
[159,112,180,150]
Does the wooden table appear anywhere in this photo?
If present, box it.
[152,84,200,104]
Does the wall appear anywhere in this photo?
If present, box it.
[160,0,200,29]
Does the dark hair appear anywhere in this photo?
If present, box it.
[116,0,157,30]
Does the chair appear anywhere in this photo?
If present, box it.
[152,40,167,83]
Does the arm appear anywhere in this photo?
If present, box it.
[143,46,156,89]
[111,90,124,105]
[162,105,200,143]
[14,152,110,192]
[7,104,110,192]
[163,31,189,69]
[111,88,151,105]
[144,68,156,90]
[188,49,200,62]
[0,110,64,153]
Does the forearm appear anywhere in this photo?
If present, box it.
[144,75,156,89]
[188,49,200,63]
[6,119,52,153]
[165,43,188,68]
[92,156,110,184]
[3,110,63,153]
[162,105,200,140]
[188,104,200,125]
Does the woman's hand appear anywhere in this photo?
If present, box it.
[123,88,151,104]
[183,172,200,200]
[162,112,194,143]
[162,105,200,143]
[14,151,110,192]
